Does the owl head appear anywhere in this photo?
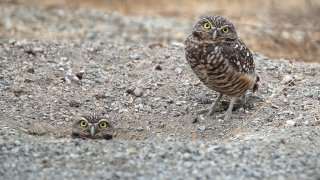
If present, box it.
[191,15,237,41]
[71,114,115,140]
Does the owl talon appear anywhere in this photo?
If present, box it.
[207,106,218,116]
[195,108,209,116]
[217,97,236,122]
[217,112,232,122]
[207,93,223,116]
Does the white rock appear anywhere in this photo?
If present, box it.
[198,125,206,131]
[282,75,295,85]
[285,120,296,126]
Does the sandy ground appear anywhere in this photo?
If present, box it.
[1,4,320,179]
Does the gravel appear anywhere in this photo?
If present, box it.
[1,3,320,180]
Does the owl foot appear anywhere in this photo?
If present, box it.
[195,104,219,116]
[216,111,232,122]
[207,93,223,116]
[217,96,237,122]
[195,93,223,117]
[196,108,210,115]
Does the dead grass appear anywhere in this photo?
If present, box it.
[8,0,320,62]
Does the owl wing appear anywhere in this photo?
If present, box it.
[221,40,255,74]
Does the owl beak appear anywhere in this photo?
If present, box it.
[211,28,218,40]
[89,125,96,136]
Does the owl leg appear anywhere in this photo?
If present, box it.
[195,93,223,116]
[207,93,223,116]
[217,96,237,121]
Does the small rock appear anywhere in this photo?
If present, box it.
[69,100,81,108]
[33,47,44,53]
[65,70,80,84]
[158,54,170,60]
[60,57,68,61]
[271,104,280,109]
[154,65,162,71]
[175,101,182,106]
[94,93,107,100]
[1,78,11,86]
[134,103,144,110]
[175,67,183,74]
[76,71,84,80]
[171,42,184,47]
[24,47,36,55]
[130,53,140,60]
[15,40,28,48]
[24,78,34,83]
[192,116,199,124]
[136,127,144,131]
[133,87,143,97]
[8,39,16,45]
[94,78,105,84]
[173,112,182,117]
[126,148,137,155]
[118,108,128,113]
[27,68,35,74]
[165,136,174,141]
[285,120,296,126]
[282,75,295,86]
[198,125,206,131]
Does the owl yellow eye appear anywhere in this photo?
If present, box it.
[99,122,108,128]
[203,22,211,29]
[221,27,230,33]
[80,120,87,127]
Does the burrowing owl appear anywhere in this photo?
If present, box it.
[71,114,115,139]
[185,15,259,121]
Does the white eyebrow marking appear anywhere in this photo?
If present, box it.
[203,18,213,28]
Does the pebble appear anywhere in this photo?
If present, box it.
[8,39,16,45]
[285,120,296,126]
[133,87,143,97]
[154,65,162,71]
[282,75,295,85]
[136,127,144,131]
[27,68,35,74]
[1,78,11,86]
[15,40,28,47]
[198,125,206,131]
[130,53,140,60]
[69,100,81,107]
[65,70,81,84]
[271,104,280,109]
[175,67,183,74]
[175,101,182,106]
[134,103,144,110]
[118,108,128,113]
[33,47,44,53]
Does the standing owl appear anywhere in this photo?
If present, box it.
[71,113,115,139]
[185,15,259,121]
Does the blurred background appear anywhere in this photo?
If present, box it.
[1,0,319,62]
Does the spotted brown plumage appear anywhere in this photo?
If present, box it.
[71,113,115,139]
[185,15,260,121]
